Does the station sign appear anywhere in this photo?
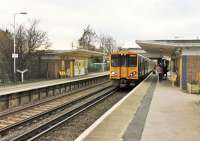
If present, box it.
[12,53,18,58]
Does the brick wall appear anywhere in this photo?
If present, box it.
[182,56,187,90]
[181,55,200,90]
[187,56,200,83]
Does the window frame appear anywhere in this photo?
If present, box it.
[111,54,120,67]
[128,54,137,67]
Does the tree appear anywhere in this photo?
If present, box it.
[16,25,27,70]
[0,30,14,81]
[78,25,97,50]
[26,20,50,53]
[0,19,50,81]
[16,20,50,71]
[118,46,123,50]
[99,35,116,54]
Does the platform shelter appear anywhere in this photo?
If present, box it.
[30,49,105,79]
[136,40,200,90]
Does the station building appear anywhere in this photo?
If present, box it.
[136,40,200,90]
[29,49,104,79]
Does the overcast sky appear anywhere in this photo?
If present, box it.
[0,0,200,49]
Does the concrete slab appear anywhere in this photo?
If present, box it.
[31,93,40,102]
[141,81,200,141]
[61,87,66,94]
[0,96,8,111]
[40,91,47,99]
[54,88,60,95]
[20,93,30,105]
[8,94,20,108]
[47,89,54,97]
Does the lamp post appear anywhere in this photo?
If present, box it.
[102,48,105,72]
[13,12,27,81]
[102,43,107,72]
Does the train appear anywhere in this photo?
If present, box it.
[109,50,155,86]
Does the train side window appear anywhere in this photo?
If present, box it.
[111,55,120,67]
[128,55,137,67]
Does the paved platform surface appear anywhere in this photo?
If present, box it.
[77,76,200,141]
[76,74,157,141]
[141,81,200,141]
[123,75,157,141]
[0,72,108,96]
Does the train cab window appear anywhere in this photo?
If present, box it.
[111,55,120,67]
[128,55,137,67]
[120,55,127,67]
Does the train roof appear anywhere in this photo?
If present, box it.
[111,50,152,61]
[111,50,137,54]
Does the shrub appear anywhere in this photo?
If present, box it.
[191,80,199,85]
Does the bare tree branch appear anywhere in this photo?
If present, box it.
[0,19,50,81]
[99,34,116,54]
[78,25,97,50]
[26,20,49,53]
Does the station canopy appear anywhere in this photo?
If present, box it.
[136,40,200,57]
[43,49,105,58]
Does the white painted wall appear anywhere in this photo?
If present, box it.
[182,48,200,56]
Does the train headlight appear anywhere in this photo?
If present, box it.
[130,71,137,77]
[111,71,117,76]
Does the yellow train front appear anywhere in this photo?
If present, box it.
[110,51,154,87]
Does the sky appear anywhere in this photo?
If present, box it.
[0,0,200,49]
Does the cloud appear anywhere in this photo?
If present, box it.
[0,0,200,49]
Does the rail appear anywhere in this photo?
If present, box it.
[8,86,118,141]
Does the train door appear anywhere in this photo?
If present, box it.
[110,54,120,79]
[144,60,146,74]
[128,54,138,79]
[120,55,128,78]
[138,56,142,77]
[143,60,145,74]
[142,59,145,75]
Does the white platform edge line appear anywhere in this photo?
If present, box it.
[75,73,152,141]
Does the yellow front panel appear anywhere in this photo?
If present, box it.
[128,67,138,79]
[120,67,128,78]
[110,66,120,79]
[110,67,138,80]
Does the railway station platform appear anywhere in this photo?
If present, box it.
[76,74,200,141]
[0,72,108,96]
[141,80,200,141]
[0,72,108,112]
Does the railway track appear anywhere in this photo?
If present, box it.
[0,81,112,140]
[10,86,118,141]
